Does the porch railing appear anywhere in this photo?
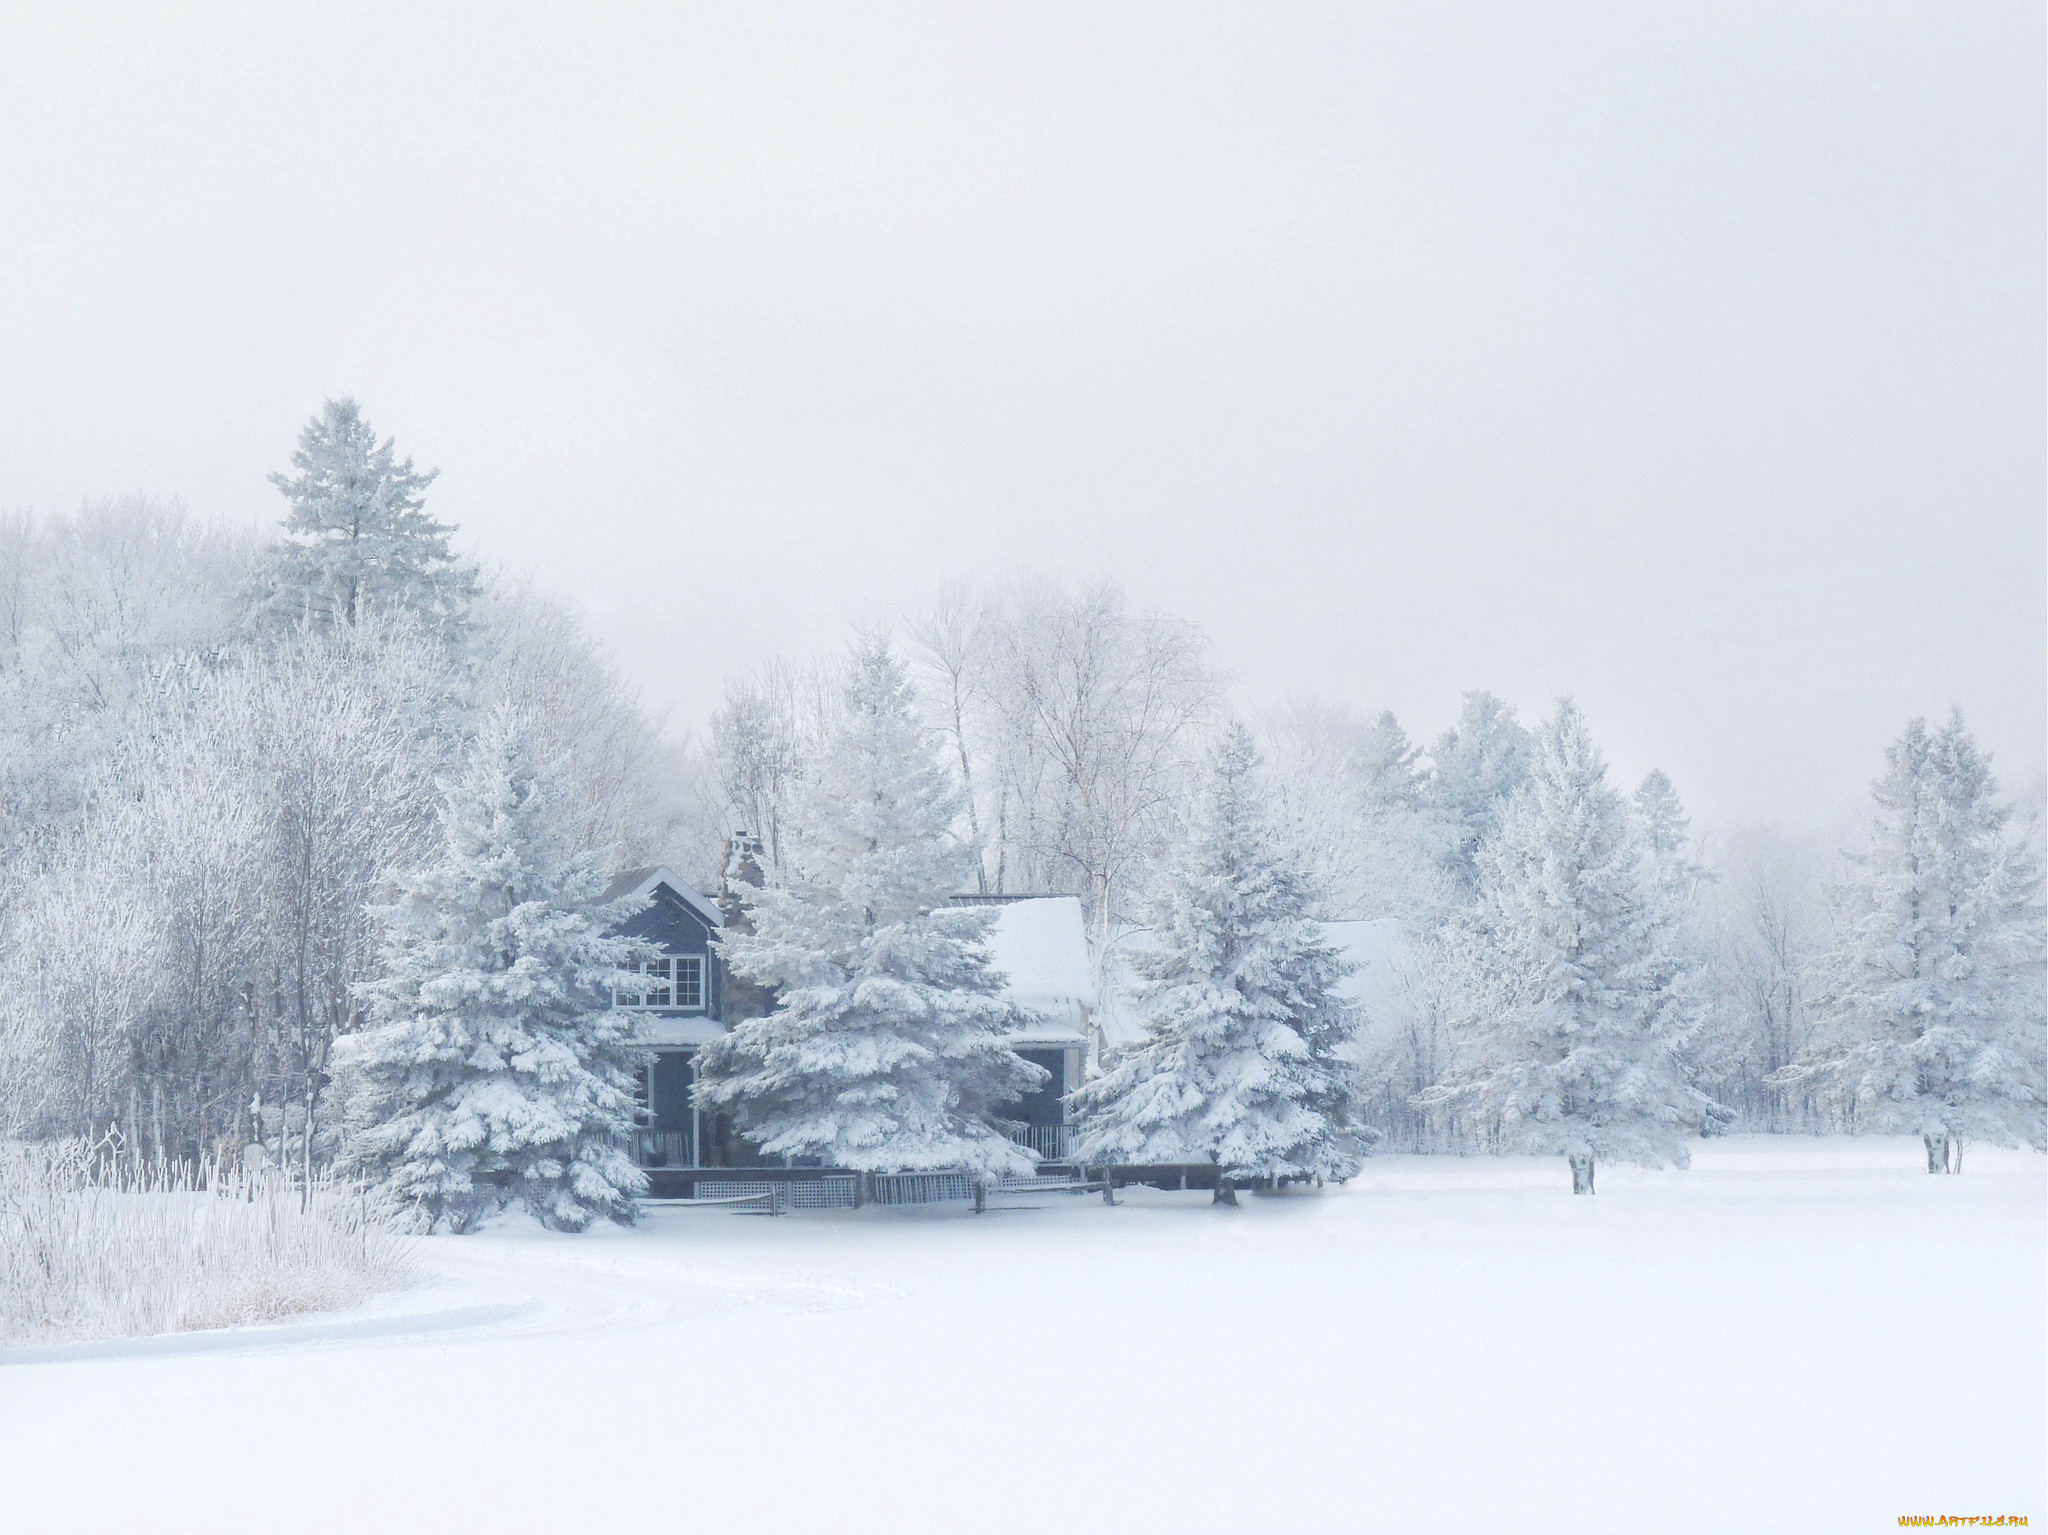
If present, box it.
[631,1130,692,1168]
[1007,1124,1076,1161]
[641,1126,1079,1168]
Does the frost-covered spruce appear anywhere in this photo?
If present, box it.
[1634,769,1709,904]
[1422,700,1715,1194]
[692,637,1042,1178]
[1630,769,1735,1093]
[1426,690,1534,898]
[1070,724,1363,1199]
[1783,712,2045,1172]
[253,397,473,633]
[334,705,652,1232]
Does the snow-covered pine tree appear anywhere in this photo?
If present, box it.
[1070,723,1364,1200]
[1630,770,1733,1099]
[334,704,652,1232]
[714,832,777,1025]
[1634,770,1711,903]
[1421,700,1715,1193]
[1427,690,1534,897]
[1349,709,1452,923]
[691,636,1043,1178]
[254,397,472,632]
[1782,711,2046,1172]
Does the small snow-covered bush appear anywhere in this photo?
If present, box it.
[0,1140,413,1344]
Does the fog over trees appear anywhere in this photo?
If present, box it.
[0,400,2040,1188]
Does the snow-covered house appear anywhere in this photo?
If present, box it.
[948,893,1095,1161]
[603,868,1096,1176]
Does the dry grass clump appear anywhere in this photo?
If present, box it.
[0,1139,412,1345]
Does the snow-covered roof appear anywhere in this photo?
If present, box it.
[972,896,1095,1044]
[602,865,723,928]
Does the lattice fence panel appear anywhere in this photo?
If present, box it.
[783,1178,860,1210]
[693,1182,777,1206]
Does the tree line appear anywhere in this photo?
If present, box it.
[0,400,2039,1228]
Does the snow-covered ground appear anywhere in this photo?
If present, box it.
[5,1136,2041,1534]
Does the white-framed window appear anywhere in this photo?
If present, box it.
[674,954,703,1010]
[615,957,664,1008]
[615,954,706,1011]
[644,956,676,1007]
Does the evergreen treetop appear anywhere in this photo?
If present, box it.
[1428,690,1534,896]
[256,397,471,632]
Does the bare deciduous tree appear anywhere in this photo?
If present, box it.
[1701,828,1831,1130]
[708,655,841,879]
[907,582,1218,1031]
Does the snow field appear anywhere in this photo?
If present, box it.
[3,1135,2040,1534]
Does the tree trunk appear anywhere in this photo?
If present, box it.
[1213,1180,1239,1207]
[1568,1152,1595,1195]
[1948,1140,1964,1175]
[1923,1133,1950,1174]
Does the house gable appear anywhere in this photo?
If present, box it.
[605,865,724,932]
[605,865,725,1039]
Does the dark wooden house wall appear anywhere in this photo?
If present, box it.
[615,882,722,1020]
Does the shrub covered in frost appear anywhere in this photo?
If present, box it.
[0,1139,412,1344]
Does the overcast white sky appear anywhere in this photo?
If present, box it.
[2,4,2040,829]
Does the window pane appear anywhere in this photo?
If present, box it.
[676,955,703,1009]
[643,955,672,1007]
